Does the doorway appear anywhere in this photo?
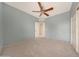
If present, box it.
[75,6,79,53]
[71,5,79,53]
[35,21,45,38]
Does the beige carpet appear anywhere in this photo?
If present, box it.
[2,38,79,57]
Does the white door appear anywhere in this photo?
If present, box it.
[71,5,79,53]
[71,14,76,49]
[75,8,79,53]
[35,22,45,38]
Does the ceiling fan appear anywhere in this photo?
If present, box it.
[32,2,54,17]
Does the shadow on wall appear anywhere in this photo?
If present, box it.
[2,3,37,46]
[0,3,3,55]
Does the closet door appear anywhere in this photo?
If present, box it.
[71,4,79,53]
[71,13,76,49]
[75,8,79,53]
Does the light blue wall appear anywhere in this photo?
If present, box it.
[2,3,73,46]
[0,3,3,53]
[46,12,71,42]
[3,3,37,45]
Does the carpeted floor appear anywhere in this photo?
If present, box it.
[2,38,79,57]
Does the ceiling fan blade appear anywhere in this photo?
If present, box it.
[44,7,53,12]
[44,13,49,16]
[38,2,43,10]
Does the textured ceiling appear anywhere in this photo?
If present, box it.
[5,2,72,18]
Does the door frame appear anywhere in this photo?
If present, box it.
[75,7,79,53]
[35,21,45,38]
[71,4,79,53]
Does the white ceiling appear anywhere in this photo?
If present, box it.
[5,2,72,18]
